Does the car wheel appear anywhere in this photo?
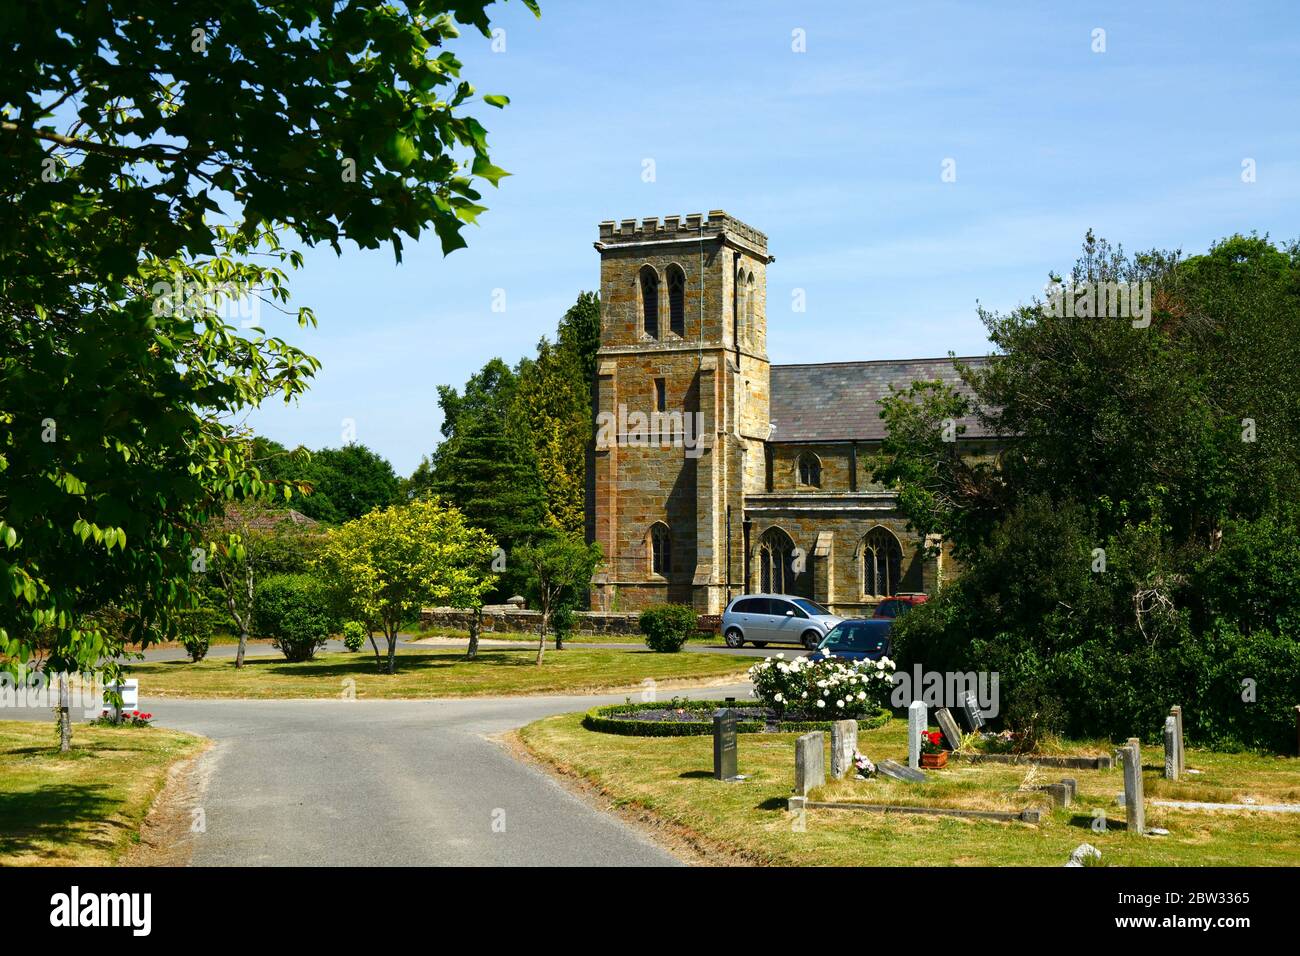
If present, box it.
[801,631,822,650]
[724,628,745,649]
[751,641,768,648]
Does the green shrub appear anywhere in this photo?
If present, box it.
[551,604,576,641]
[341,620,366,653]
[639,604,696,652]
[175,606,222,662]
[253,573,338,662]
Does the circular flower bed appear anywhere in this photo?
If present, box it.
[582,698,891,737]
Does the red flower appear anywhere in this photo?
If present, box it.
[926,731,942,744]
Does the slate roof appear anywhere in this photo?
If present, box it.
[768,356,994,443]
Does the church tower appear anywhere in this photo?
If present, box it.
[589,211,772,613]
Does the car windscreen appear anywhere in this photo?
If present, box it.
[820,623,889,653]
[792,598,830,617]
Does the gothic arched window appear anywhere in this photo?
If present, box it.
[639,265,659,339]
[757,527,796,594]
[667,265,686,337]
[797,452,822,488]
[862,527,903,598]
[649,523,672,576]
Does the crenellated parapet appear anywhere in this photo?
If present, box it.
[597,210,768,256]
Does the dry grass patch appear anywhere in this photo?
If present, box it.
[520,711,1300,866]
[0,720,206,866]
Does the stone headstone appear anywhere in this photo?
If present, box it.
[935,707,963,751]
[1121,739,1145,835]
[1169,705,1185,773]
[506,595,526,609]
[713,709,739,781]
[1044,783,1070,807]
[1064,843,1102,867]
[1163,715,1180,781]
[1062,777,1078,804]
[830,719,858,779]
[878,759,928,783]
[907,700,927,769]
[794,731,825,796]
[961,691,985,732]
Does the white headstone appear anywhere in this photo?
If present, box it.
[908,700,927,769]
[1163,716,1180,781]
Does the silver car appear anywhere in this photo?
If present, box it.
[721,594,843,650]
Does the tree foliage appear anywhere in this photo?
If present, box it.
[316,498,496,673]
[0,1,534,695]
[514,534,601,664]
[883,233,1300,750]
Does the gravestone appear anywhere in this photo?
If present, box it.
[1163,716,1179,781]
[830,719,858,779]
[1043,783,1069,807]
[1169,705,1185,773]
[878,759,928,783]
[907,701,927,769]
[961,691,985,732]
[1062,777,1078,804]
[794,731,825,796]
[713,709,740,781]
[935,707,963,751]
[1121,738,1145,835]
[1065,843,1102,867]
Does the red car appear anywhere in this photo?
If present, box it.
[872,593,928,619]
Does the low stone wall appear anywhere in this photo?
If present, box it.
[419,606,643,636]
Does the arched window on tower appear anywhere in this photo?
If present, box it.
[639,265,659,339]
[862,527,903,598]
[667,265,686,337]
[649,522,672,576]
[797,451,822,488]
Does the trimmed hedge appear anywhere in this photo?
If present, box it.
[582,700,892,737]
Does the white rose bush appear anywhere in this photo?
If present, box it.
[748,653,896,720]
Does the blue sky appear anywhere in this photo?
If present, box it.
[244,0,1300,476]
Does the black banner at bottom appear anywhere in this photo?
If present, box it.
[1,865,1285,941]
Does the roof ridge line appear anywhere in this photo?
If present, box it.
[771,355,991,370]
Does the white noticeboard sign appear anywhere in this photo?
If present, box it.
[101,679,140,718]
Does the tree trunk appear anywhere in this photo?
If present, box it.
[535,608,548,665]
[466,607,482,660]
[368,630,384,671]
[235,564,253,669]
[57,674,71,753]
[386,627,398,675]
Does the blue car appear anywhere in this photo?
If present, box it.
[808,618,892,662]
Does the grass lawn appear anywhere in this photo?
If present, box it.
[0,721,206,866]
[519,710,1300,866]
[410,627,720,646]
[126,646,751,699]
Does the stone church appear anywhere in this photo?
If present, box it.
[587,210,990,615]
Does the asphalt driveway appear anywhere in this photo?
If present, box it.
[5,683,754,866]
